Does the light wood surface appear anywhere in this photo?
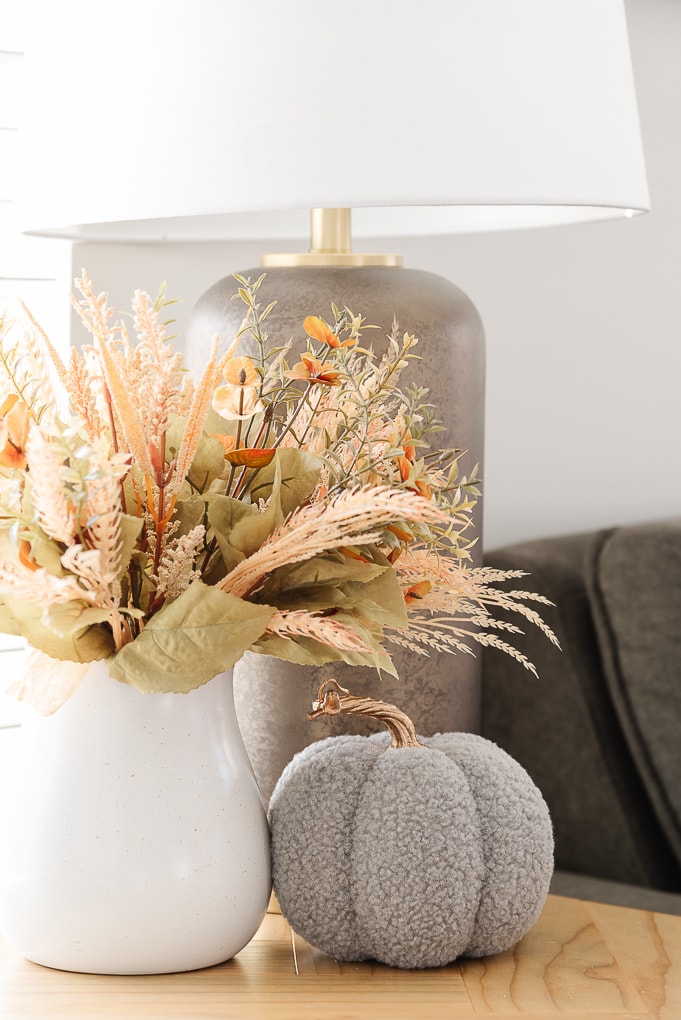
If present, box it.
[0,894,679,1019]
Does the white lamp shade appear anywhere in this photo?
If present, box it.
[20,0,649,240]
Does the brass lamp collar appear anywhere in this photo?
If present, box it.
[260,208,402,268]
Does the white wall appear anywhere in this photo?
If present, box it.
[68,0,680,552]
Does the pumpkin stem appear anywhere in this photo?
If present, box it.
[308,679,425,749]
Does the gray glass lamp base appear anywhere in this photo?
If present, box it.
[187,265,485,805]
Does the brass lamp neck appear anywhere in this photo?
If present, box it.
[260,208,402,268]
[310,208,352,254]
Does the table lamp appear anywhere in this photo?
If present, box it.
[19,0,649,799]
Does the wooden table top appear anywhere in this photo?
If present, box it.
[0,894,679,1019]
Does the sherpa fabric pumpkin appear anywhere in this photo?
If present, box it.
[269,682,554,970]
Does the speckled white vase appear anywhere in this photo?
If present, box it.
[0,662,271,974]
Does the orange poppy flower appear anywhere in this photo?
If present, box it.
[401,430,416,462]
[404,580,432,605]
[0,394,30,470]
[386,523,413,544]
[304,316,356,349]
[399,460,433,500]
[396,429,432,499]
[285,353,341,387]
[209,432,276,468]
[209,432,238,455]
[338,545,370,563]
[212,383,265,421]
[397,453,412,484]
[413,478,433,499]
[222,355,260,387]
[212,355,265,420]
[18,539,39,572]
[223,447,276,468]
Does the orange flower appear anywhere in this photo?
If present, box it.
[0,394,30,470]
[338,545,370,563]
[223,447,276,468]
[285,353,341,387]
[209,432,276,468]
[397,453,412,484]
[398,461,433,500]
[396,429,432,499]
[212,355,265,420]
[404,580,432,605]
[18,539,39,572]
[396,429,417,482]
[222,355,260,387]
[385,523,413,543]
[401,430,416,462]
[304,315,356,349]
[209,433,238,455]
[212,384,265,421]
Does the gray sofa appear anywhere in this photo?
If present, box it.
[481,518,681,915]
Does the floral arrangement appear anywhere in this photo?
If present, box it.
[0,272,557,712]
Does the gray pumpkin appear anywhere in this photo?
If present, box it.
[269,681,553,970]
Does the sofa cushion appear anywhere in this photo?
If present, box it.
[586,519,681,870]
[482,532,680,891]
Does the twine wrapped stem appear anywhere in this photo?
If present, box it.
[308,679,424,750]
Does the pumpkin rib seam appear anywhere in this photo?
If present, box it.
[452,746,487,954]
[349,743,394,962]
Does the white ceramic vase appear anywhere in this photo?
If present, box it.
[0,661,271,974]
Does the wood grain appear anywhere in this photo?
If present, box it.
[0,894,677,1019]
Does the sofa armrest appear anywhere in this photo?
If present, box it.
[587,519,681,870]
[481,530,680,893]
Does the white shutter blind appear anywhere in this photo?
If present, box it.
[0,8,69,729]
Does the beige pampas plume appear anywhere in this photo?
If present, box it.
[168,335,220,497]
[219,486,446,599]
[19,303,71,423]
[265,609,375,653]
[25,429,77,546]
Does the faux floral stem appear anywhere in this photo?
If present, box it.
[271,382,315,450]
[101,379,128,515]
[226,390,246,495]
[151,431,168,580]
[295,386,325,449]
[0,346,40,425]
[322,348,370,497]
[308,679,424,749]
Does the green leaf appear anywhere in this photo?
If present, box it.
[205,493,256,572]
[169,494,206,538]
[204,405,239,438]
[261,551,386,595]
[108,580,275,694]
[42,602,114,637]
[263,584,355,614]
[229,452,286,554]
[250,448,322,515]
[118,513,144,574]
[0,526,64,577]
[251,628,398,677]
[207,452,294,566]
[0,595,114,662]
[0,598,24,638]
[343,556,409,628]
[261,552,408,630]
[28,534,65,576]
